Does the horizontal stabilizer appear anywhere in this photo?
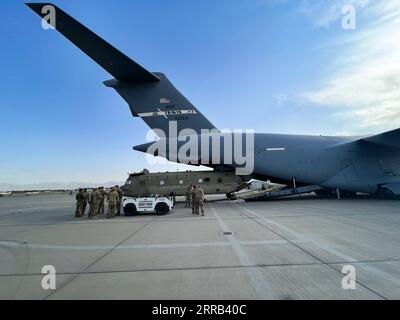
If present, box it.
[26,3,160,83]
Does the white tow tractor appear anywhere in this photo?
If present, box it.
[123,196,174,216]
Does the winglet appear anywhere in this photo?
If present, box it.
[26,3,160,83]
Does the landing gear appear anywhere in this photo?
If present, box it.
[376,186,399,200]
[315,189,335,197]
[340,190,357,198]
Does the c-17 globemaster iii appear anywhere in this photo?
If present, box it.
[27,3,400,199]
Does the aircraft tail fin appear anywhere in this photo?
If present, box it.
[104,76,217,137]
[27,3,217,136]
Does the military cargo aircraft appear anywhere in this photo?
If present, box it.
[27,3,400,199]
[121,169,251,198]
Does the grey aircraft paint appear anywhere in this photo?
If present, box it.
[27,3,400,197]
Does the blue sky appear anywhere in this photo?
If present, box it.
[1,0,399,184]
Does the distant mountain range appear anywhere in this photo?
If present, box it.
[0,181,125,192]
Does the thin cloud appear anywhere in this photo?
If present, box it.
[299,1,400,131]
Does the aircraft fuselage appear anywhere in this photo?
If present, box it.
[252,133,400,193]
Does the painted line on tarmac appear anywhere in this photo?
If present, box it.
[0,239,306,251]
[3,258,400,279]
[44,217,158,300]
[233,204,391,299]
[236,205,357,261]
[209,205,275,299]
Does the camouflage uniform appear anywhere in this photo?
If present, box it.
[107,188,119,218]
[115,186,124,216]
[95,189,104,216]
[88,189,96,218]
[185,186,193,208]
[194,187,205,216]
[82,189,89,216]
[191,187,197,214]
[98,187,107,215]
[75,190,85,218]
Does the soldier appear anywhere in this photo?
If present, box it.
[107,187,119,218]
[191,185,197,214]
[82,188,89,216]
[88,188,95,218]
[99,187,107,215]
[185,185,193,208]
[75,188,85,218]
[194,186,205,216]
[95,187,104,217]
[115,185,124,216]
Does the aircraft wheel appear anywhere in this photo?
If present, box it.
[155,203,169,215]
[124,204,137,216]
[341,190,357,198]
[377,187,396,199]
[315,189,335,197]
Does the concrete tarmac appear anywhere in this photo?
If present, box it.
[0,194,399,300]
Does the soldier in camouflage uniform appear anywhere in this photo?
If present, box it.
[98,186,107,215]
[88,188,96,218]
[194,186,205,216]
[89,188,101,219]
[107,187,119,218]
[94,187,103,217]
[115,185,124,216]
[185,185,193,208]
[75,188,85,218]
[191,186,197,214]
[82,188,89,216]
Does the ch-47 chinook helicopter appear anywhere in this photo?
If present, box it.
[121,169,251,199]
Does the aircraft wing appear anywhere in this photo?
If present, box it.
[358,128,400,149]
